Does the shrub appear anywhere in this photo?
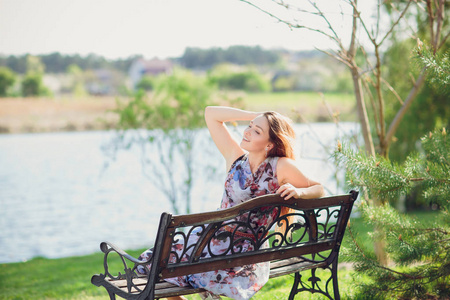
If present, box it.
[0,66,16,96]
[208,65,271,92]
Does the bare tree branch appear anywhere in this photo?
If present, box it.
[379,0,414,46]
[384,69,427,150]
[427,1,436,45]
[376,0,381,38]
[389,0,420,40]
[433,0,445,50]
[381,77,404,106]
[374,45,386,147]
[438,31,450,49]
[318,48,353,68]
[362,75,382,139]
[239,0,340,43]
[308,0,345,50]
[347,0,376,43]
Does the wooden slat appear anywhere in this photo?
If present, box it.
[106,278,148,288]
[171,194,354,227]
[155,281,177,289]
[269,261,326,278]
[154,286,205,297]
[269,257,306,269]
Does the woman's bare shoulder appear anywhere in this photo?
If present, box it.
[277,157,297,169]
[276,157,307,185]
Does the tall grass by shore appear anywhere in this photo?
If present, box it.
[0,92,356,134]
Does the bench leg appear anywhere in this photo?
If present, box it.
[288,265,340,300]
[331,259,341,300]
[107,290,116,300]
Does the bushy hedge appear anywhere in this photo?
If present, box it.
[208,65,271,92]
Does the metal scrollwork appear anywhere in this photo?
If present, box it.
[168,204,318,263]
[316,207,340,240]
[169,224,206,263]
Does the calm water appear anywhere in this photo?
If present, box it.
[0,123,359,263]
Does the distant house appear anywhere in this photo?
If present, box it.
[129,58,173,88]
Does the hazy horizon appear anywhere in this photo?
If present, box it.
[0,0,377,60]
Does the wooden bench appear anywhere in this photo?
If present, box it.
[91,191,358,300]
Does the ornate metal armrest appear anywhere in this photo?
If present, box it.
[100,242,143,264]
[99,241,151,282]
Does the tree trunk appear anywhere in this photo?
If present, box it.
[350,67,375,156]
[350,66,388,265]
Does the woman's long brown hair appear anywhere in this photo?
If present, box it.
[263,112,296,238]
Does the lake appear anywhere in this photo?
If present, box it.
[0,122,359,263]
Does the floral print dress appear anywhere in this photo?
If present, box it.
[138,154,280,300]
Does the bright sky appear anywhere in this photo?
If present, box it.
[0,0,376,59]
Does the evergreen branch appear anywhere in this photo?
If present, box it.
[420,228,449,235]
[348,222,426,280]
[338,146,409,185]
[347,224,368,259]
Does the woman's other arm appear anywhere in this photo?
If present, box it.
[276,157,325,200]
[205,106,260,170]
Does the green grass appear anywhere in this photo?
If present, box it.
[0,210,441,299]
[239,91,356,123]
[0,249,145,300]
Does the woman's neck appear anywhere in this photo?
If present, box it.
[247,152,267,174]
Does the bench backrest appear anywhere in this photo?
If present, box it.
[146,191,358,283]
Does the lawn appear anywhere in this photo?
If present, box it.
[241,91,356,123]
[1,210,441,299]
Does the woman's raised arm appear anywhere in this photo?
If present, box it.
[205,106,261,170]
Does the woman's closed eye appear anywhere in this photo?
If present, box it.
[248,125,261,135]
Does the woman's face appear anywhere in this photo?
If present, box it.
[240,115,272,153]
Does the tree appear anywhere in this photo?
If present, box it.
[179,45,280,69]
[415,41,450,95]
[335,126,449,299]
[21,73,42,97]
[66,64,86,96]
[106,69,233,214]
[241,0,447,157]
[135,75,154,91]
[207,64,271,92]
[0,67,16,96]
[21,55,50,97]
[239,0,449,264]
[332,45,450,299]
[380,0,450,165]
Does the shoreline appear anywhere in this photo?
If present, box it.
[0,93,356,134]
[0,96,120,134]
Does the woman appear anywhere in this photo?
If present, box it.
[139,106,324,300]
